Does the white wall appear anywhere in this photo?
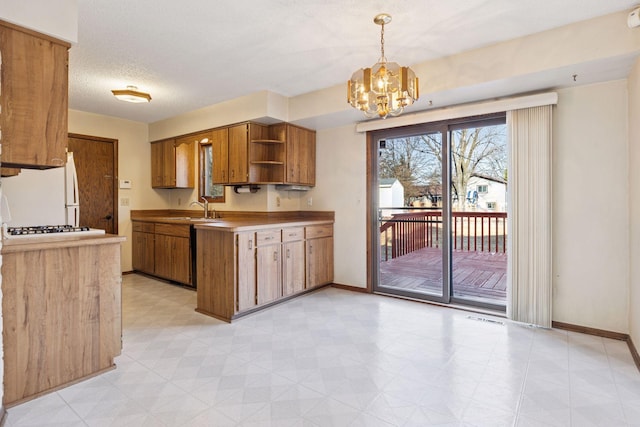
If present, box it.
[552,80,630,333]
[628,58,640,346]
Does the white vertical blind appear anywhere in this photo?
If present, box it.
[507,105,553,328]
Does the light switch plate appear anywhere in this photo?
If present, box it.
[119,179,132,189]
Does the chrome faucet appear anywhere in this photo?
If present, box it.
[189,197,210,218]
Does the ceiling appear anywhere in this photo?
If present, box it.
[70,0,640,124]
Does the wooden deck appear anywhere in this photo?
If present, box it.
[379,246,507,304]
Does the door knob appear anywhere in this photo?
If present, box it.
[105,214,113,220]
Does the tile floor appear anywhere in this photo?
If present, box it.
[5,274,640,426]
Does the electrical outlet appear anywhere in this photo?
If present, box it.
[307,197,313,206]
[120,197,130,207]
[178,198,182,206]
[276,196,281,207]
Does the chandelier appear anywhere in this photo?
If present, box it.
[348,13,419,119]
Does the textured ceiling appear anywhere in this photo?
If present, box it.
[70,0,639,124]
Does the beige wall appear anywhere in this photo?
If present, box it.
[552,81,630,333]
[629,58,640,345]
[302,124,368,287]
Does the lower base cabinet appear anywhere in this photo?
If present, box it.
[196,222,333,322]
[1,236,124,406]
[132,221,192,286]
[306,225,334,289]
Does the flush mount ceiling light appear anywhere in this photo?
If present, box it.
[347,13,419,119]
[111,85,151,103]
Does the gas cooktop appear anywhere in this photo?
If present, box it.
[4,225,106,239]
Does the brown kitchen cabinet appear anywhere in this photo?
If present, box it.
[132,221,155,274]
[0,20,70,169]
[150,137,195,188]
[1,167,21,177]
[132,221,192,286]
[228,123,270,184]
[282,227,305,296]
[270,123,316,186]
[256,229,282,305]
[236,232,257,312]
[153,223,191,285]
[306,224,334,289]
[196,221,333,322]
[211,127,230,184]
[1,234,125,406]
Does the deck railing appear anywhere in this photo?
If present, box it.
[379,209,507,261]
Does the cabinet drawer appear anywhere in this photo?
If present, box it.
[282,227,304,242]
[133,221,154,233]
[305,224,333,239]
[256,229,281,246]
[154,223,191,238]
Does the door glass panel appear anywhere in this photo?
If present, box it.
[377,132,445,299]
[450,124,508,307]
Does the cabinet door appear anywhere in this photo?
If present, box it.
[211,127,229,184]
[256,244,282,305]
[0,22,69,168]
[307,236,334,289]
[285,125,316,186]
[161,139,177,187]
[170,236,191,284]
[154,234,172,279]
[283,240,305,296]
[151,139,175,188]
[132,231,154,273]
[236,232,257,312]
[228,124,248,184]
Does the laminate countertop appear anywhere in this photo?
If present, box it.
[1,233,126,254]
[131,212,334,232]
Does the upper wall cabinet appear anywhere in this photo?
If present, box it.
[270,123,316,186]
[213,123,270,185]
[0,20,70,169]
[150,136,196,189]
[211,122,316,186]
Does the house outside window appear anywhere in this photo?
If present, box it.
[477,184,488,194]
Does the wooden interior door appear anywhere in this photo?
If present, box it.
[67,134,118,234]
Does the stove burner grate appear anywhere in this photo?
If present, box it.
[8,225,91,236]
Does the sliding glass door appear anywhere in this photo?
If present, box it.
[376,127,449,301]
[371,115,507,311]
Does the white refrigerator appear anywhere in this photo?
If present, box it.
[64,151,80,227]
[1,153,76,227]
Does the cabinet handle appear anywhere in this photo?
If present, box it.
[231,170,235,178]
[287,249,291,259]
[309,244,313,254]
[265,236,273,241]
[273,251,278,261]
[248,240,253,250]
[288,233,296,237]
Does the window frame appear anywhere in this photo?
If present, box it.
[198,141,225,203]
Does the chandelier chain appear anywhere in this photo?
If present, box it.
[380,22,386,61]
